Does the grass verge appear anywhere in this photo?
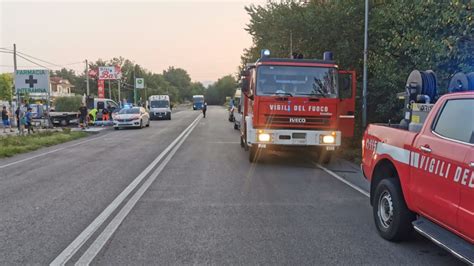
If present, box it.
[0,130,88,158]
[335,138,362,165]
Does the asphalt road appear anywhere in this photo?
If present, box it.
[0,106,463,265]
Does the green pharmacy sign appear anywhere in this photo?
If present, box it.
[15,69,50,94]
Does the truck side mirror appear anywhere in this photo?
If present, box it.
[241,77,250,94]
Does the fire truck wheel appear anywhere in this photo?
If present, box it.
[373,178,414,241]
[249,146,258,163]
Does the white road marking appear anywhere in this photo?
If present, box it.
[75,113,200,265]
[0,134,109,170]
[316,163,370,198]
[208,141,240,144]
[50,115,201,266]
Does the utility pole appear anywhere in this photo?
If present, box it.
[85,59,90,96]
[13,44,18,111]
[362,0,369,128]
[133,69,137,105]
[289,31,293,58]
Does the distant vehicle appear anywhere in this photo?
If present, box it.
[362,92,474,264]
[89,98,120,121]
[50,98,120,126]
[149,95,171,120]
[113,107,150,130]
[192,95,204,110]
[240,49,356,163]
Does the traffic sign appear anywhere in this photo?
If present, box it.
[135,78,144,89]
[15,69,50,94]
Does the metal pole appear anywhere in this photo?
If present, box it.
[85,59,90,96]
[133,70,137,105]
[362,0,369,128]
[13,44,18,110]
[108,79,111,99]
[117,80,121,107]
[289,31,293,58]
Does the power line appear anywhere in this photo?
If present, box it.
[2,47,84,69]
[0,64,39,68]
[17,51,62,67]
[16,54,52,70]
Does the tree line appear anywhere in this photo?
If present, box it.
[0,57,239,106]
[241,0,473,132]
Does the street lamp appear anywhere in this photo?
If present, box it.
[362,0,369,128]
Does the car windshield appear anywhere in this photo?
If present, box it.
[118,108,140,114]
[256,65,338,98]
[150,100,169,108]
[193,97,204,103]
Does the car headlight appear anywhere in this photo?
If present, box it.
[258,133,271,142]
[321,135,335,144]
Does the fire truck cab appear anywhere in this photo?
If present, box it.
[240,50,356,163]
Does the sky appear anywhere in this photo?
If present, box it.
[0,0,266,84]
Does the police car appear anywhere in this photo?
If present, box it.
[113,106,150,130]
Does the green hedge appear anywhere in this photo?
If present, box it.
[54,96,82,112]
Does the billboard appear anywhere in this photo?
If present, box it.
[98,66,122,80]
[98,79,105,98]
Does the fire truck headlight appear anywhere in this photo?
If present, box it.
[322,135,335,144]
[258,133,271,142]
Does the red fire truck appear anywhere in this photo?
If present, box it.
[239,50,356,163]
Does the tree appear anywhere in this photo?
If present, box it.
[0,73,13,101]
[241,0,474,129]
[205,75,238,105]
[162,67,192,101]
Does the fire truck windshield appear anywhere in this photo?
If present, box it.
[256,65,338,98]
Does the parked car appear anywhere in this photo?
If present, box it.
[113,107,150,130]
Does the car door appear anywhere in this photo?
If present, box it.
[411,97,472,230]
[457,102,474,243]
[338,70,356,138]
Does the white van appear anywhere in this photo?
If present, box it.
[148,95,171,120]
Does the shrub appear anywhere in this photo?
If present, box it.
[54,96,82,112]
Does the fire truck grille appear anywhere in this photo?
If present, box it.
[264,115,331,126]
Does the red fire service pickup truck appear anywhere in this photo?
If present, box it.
[239,50,356,163]
[362,90,473,264]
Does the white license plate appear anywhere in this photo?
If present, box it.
[326,146,335,151]
[293,139,307,145]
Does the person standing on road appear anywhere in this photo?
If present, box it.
[102,106,110,123]
[78,103,88,129]
[202,102,208,118]
[15,106,22,132]
[2,106,14,133]
[25,107,35,134]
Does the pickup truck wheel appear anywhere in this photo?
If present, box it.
[60,119,69,127]
[373,178,414,241]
